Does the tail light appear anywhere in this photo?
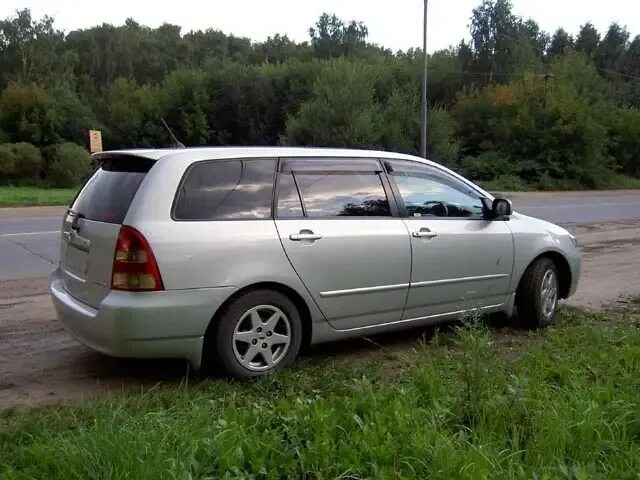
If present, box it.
[111,226,164,291]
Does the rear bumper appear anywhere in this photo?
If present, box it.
[50,269,236,369]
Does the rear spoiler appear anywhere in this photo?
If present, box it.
[91,150,167,163]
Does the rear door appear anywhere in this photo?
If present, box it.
[60,156,155,308]
[274,157,411,331]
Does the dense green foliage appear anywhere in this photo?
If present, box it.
[0,142,43,183]
[0,141,90,187]
[1,1,639,188]
[2,306,639,478]
[41,142,92,187]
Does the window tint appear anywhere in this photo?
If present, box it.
[277,173,304,218]
[174,159,276,220]
[295,173,391,217]
[389,161,484,218]
[71,157,154,224]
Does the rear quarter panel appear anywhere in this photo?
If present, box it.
[123,153,326,324]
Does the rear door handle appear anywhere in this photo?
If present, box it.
[70,212,85,231]
[290,233,323,241]
[65,229,91,252]
[412,229,438,239]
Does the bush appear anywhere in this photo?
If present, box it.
[605,107,640,177]
[376,85,419,154]
[10,142,42,183]
[427,105,460,167]
[453,61,614,188]
[0,82,57,145]
[43,143,92,187]
[0,144,16,180]
[284,60,381,148]
[458,151,516,182]
[478,174,529,192]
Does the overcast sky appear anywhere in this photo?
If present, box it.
[2,0,639,52]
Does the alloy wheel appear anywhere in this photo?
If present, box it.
[540,269,558,319]
[232,305,291,371]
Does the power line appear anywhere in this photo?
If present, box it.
[431,68,545,77]
[592,66,640,81]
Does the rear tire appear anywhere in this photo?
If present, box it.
[516,257,560,329]
[205,289,303,379]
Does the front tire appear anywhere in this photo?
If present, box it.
[516,257,559,329]
[206,289,303,378]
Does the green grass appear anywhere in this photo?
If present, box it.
[601,174,640,190]
[0,186,77,207]
[2,305,640,479]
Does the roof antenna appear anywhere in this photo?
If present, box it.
[160,117,186,149]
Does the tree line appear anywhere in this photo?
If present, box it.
[0,0,639,189]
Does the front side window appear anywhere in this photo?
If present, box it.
[388,161,484,219]
[174,159,276,220]
[277,172,392,218]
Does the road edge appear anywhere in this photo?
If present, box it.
[0,206,67,219]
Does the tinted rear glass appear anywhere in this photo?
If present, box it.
[174,159,277,220]
[276,172,304,218]
[295,173,391,217]
[71,157,154,224]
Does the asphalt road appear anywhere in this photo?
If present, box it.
[0,216,61,281]
[512,192,640,224]
[1,191,639,281]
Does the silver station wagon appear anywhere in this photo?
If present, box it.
[50,147,581,378]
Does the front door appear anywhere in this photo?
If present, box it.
[275,158,411,331]
[385,160,514,320]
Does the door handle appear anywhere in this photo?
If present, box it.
[289,232,322,242]
[412,229,438,239]
[65,229,91,252]
[70,212,85,231]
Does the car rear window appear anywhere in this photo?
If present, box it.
[173,159,277,220]
[70,156,155,224]
[277,172,392,218]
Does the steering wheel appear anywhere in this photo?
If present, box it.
[422,200,449,217]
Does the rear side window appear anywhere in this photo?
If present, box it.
[277,173,304,218]
[174,159,276,220]
[277,172,391,218]
[71,157,154,224]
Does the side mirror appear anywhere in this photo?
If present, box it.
[491,198,513,218]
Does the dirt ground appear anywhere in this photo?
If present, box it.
[1,220,638,410]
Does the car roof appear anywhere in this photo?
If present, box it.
[93,146,430,164]
[93,146,493,199]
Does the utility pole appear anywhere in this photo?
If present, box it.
[420,0,429,158]
[543,73,554,111]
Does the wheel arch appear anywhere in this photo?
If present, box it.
[517,250,572,299]
[202,282,313,365]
